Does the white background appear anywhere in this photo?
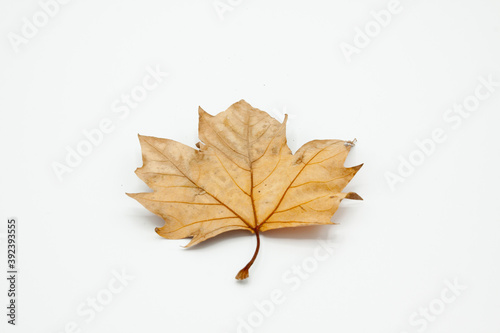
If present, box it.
[1,0,500,332]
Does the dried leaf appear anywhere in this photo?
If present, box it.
[128,100,362,279]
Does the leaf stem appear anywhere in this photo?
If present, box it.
[235,228,260,280]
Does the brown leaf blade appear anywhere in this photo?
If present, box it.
[128,100,362,279]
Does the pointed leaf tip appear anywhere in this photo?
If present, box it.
[198,106,210,117]
[344,138,357,147]
[345,192,363,200]
[283,113,289,124]
[353,163,364,171]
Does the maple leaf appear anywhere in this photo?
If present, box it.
[127,100,362,280]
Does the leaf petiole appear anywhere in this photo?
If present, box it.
[235,228,261,280]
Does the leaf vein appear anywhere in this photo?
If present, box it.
[142,138,253,228]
